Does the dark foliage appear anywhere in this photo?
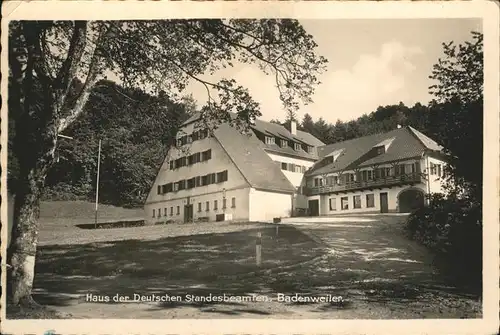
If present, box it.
[404,194,482,290]
[40,80,191,207]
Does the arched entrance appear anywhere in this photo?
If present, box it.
[398,188,424,213]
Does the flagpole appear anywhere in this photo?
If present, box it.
[95,139,102,228]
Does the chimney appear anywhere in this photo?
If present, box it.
[290,120,297,135]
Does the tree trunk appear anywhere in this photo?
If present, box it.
[7,124,58,306]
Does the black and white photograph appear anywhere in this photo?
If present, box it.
[1,1,498,334]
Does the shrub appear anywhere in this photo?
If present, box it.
[404,193,482,289]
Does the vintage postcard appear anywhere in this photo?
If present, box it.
[1,0,499,334]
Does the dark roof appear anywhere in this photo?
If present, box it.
[307,126,442,176]
[250,119,321,160]
[213,124,296,194]
[182,112,324,161]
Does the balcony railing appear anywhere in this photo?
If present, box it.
[306,172,423,196]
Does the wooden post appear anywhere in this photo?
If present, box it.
[256,232,262,266]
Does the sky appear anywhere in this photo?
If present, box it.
[184,18,482,124]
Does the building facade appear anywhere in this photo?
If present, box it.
[145,116,446,223]
[305,126,447,215]
[144,114,324,224]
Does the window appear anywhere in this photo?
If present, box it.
[231,197,236,208]
[206,201,210,211]
[214,200,218,210]
[198,202,202,212]
[169,161,174,170]
[301,166,307,173]
[265,136,275,145]
[208,173,216,184]
[153,209,156,218]
[202,149,212,161]
[333,176,338,185]
[307,146,314,154]
[187,135,193,144]
[375,146,385,155]
[222,198,227,209]
[294,143,301,151]
[281,162,287,170]
[341,197,349,210]
[164,208,167,216]
[366,194,375,208]
[187,155,194,165]
[158,208,161,218]
[170,207,173,216]
[329,198,336,211]
[195,176,202,187]
[178,180,186,191]
[430,163,436,175]
[173,182,179,192]
[280,139,287,147]
[157,185,162,195]
[353,195,361,209]
[192,131,199,141]
[176,206,180,215]
[367,170,373,180]
[216,170,228,183]
[186,178,195,189]
[314,178,319,187]
[437,164,442,177]
[294,165,301,173]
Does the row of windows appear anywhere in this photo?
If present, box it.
[312,163,421,187]
[152,197,236,218]
[329,194,376,211]
[176,129,210,147]
[169,149,212,170]
[262,134,314,154]
[157,170,228,195]
[277,161,308,174]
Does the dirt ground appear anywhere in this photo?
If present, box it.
[14,214,482,319]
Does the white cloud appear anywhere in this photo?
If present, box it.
[185,40,424,123]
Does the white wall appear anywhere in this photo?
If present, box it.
[146,187,251,223]
[266,152,314,210]
[144,123,250,223]
[248,189,293,221]
[266,152,315,188]
[312,184,427,215]
[421,156,447,194]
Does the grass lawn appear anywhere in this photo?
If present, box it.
[26,224,324,313]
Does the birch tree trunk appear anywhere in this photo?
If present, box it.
[7,21,102,306]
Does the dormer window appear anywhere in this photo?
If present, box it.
[307,146,314,154]
[294,143,301,151]
[265,136,275,145]
[375,146,385,155]
[280,139,287,148]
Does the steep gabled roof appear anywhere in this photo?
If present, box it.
[308,126,442,176]
[213,124,296,194]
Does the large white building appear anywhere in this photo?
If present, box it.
[144,115,446,223]
[144,113,324,223]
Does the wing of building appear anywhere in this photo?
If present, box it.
[306,125,446,215]
[144,116,446,223]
